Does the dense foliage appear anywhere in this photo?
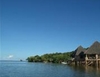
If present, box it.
[27,52,73,63]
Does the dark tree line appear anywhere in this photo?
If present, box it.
[26,52,73,63]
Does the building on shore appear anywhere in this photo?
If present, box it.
[70,41,100,67]
[85,41,100,67]
[73,45,86,65]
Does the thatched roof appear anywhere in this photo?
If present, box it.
[75,46,85,56]
[85,41,100,54]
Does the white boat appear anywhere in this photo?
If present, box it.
[61,62,67,64]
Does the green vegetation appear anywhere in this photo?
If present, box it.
[27,52,73,63]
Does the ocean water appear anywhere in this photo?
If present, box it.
[0,60,100,77]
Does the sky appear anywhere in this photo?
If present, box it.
[1,0,100,60]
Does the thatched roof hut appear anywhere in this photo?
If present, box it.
[75,46,85,56]
[85,41,100,54]
[73,46,86,61]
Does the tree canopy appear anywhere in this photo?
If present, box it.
[26,52,73,63]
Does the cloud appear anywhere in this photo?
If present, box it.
[8,55,14,59]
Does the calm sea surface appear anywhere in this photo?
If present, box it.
[0,60,100,77]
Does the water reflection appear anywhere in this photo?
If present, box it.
[0,61,100,77]
[69,65,100,77]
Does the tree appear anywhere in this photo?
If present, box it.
[27,52,73,63]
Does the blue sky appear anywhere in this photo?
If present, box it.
[1,0,100,60]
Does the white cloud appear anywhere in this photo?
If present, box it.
[8,55,14,59]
